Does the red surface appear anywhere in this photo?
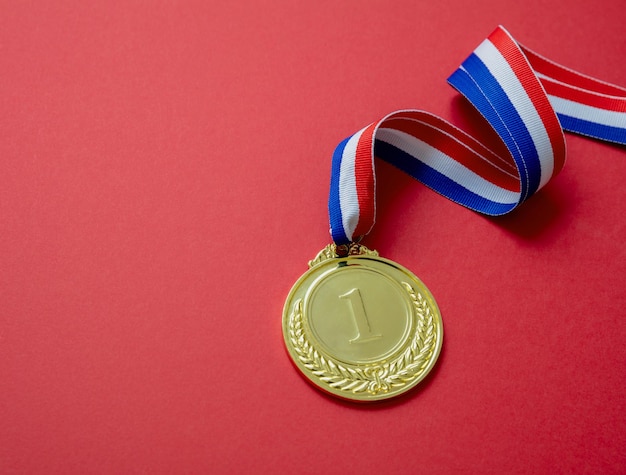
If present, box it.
[1,1,625,473]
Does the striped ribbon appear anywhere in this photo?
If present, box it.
[329,26,626,245]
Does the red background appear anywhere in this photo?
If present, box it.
[1,1,625,473]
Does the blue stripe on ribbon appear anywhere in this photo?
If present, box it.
[449,53,542,202]
[375,140,516,216]
[558,114,626,145]
[329,137,351,244]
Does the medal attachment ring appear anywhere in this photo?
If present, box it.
[282,244,443,402]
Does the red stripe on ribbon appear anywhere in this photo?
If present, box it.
[490,28,567,177]
[542,78,626,112]
[353,123,377,237]
[524,47,626,98]
[380,115,521,192]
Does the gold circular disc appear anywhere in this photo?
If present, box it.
[282,245,443,402]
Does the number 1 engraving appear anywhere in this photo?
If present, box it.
[339,288,382,344]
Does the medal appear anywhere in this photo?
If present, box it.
[283,243,443,401]
[283,26,626,401]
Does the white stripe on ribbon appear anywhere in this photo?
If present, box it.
[338,128,365,241]
[474,39,556,190]
[377,127,521,205]
[547,95,626,128]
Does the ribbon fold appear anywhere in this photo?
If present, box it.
[329,26,626,245]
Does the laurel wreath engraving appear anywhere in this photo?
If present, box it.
[288,282,436,396]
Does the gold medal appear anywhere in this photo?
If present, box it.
[279,25,626,401]
[282,243,443,402]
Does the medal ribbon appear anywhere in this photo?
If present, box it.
[329,26,626,245]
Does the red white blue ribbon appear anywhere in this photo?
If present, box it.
[329,26,626,245]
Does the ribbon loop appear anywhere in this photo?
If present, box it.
[329,26,626,245]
